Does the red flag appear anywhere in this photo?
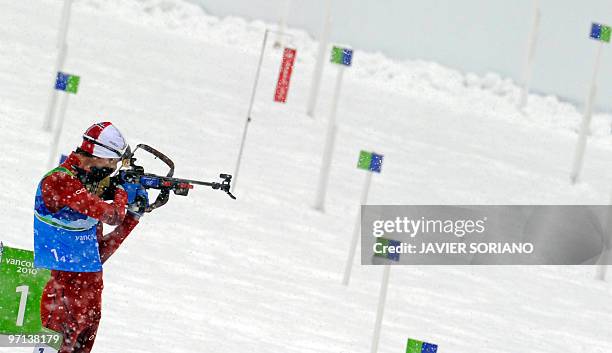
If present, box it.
[274,48,297,103]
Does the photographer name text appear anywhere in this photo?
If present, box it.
[374,241,534,255]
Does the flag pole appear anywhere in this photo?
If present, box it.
[232,29,269,193]
[274,0,292,48]
[570,40,604,184]
[518,0,541,111]
[342,171,372,285]
[57,0,73,49]
[596,194,612,280]
[314,65,344,211]
[306,0,333,117]
[370,265,391,353]
[47,94,70,170]
[43,0,73,131]
[43,44,68,131]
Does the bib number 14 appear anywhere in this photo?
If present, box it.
[50,249,66,262]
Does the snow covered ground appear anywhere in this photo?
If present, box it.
[1,0,611,352]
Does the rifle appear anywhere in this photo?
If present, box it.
[105,144,236,213]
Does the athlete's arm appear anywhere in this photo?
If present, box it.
[96,214,139,264]
[41,172,128,226]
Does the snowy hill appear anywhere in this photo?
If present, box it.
[0,0,611,352]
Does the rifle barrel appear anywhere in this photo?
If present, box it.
[167,177,218,187]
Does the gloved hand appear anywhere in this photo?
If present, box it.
[120,182,143,203]
[120,182,149,218]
